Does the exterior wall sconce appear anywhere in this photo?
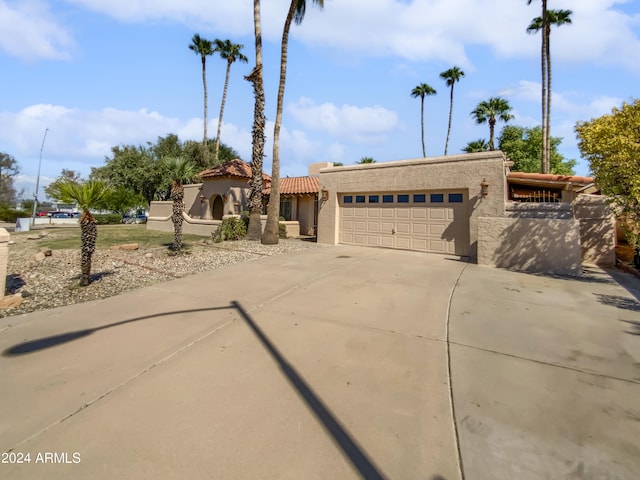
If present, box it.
[199,194,206,203]
[480,179,489,197]
[321,188,329,201]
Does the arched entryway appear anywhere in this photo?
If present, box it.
[211,195,224,220]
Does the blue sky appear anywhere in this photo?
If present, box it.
[1,0,639,200]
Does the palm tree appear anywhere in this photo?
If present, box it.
[213,39,248,163]
[463,139,489,153]
[262,0,325,245]
[357,157,376,164]
[48,180,112,286]
[470,97,514,151]
[440,66,465,155]
[527,8,572,173]
[245,0,266,241]
[163,156,198,252]
[189,34,215,160]
[410,83,437,157]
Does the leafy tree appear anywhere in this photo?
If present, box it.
[213,39,248,163]
[48,180,112,286]
[527,6,572,173]
[410,83,437,157]
[439,66,465,155]
[0,152,20,206]
[245,0,267,241]
[44,169,83,200]
[470,97,514,150]
[163,156,199,252]
[100,186,146,216]
[357,157,376,164]
[262,0,325,245]
[463,139,489,153]
[189,34,216,160]
[575,99,640,244]
[498,125,575,174]
[21,198,35,212]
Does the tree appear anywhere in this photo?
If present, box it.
[48,180,112,286]
[410,83,437,157]
[262,0,325,245]
[245,0,267,241]
[44,169,83,200]
[439,66,465,155]
[470,97,514,150]
[498,125,575,174]
[575,99,640,245]
[189,34,215,161]
[463,139,489,153]
[357,157,376,164]
[100,186,146,216]
[527,5,572,173]
[0,152,20,206]
[213,39,248,163]
[163,156,199,252]
[332,162,344,166]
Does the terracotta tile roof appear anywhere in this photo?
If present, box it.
[263,176,319,195]
[200,159,271,182]
[508,172,594,185]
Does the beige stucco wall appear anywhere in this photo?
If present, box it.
[296,196,316,236]
[187,179,252,220]
[317,152,508,259]
[0,228,9,295]
[572,195,616,266]
[477,217,582,275]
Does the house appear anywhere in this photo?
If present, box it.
[146,159,324,237]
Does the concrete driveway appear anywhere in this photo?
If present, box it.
[0,245,639,479]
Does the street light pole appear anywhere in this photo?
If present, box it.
[31,128,49,225]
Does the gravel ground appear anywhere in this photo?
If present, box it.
[2,234,318,318]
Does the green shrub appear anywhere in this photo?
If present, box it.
[279,222,287,239]
[212,217,247,243]
[94,214,122,225]
[0,207,30,223]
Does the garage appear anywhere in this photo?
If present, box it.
[339,190,470,256]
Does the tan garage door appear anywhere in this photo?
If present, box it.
[340,191,469,255]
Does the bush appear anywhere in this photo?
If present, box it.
[0,207,30,223]
[94,214,122,225]
[212,217,247,243]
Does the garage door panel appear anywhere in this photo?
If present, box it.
[429,224,445,235]
[354,209,367,217]
[429,239,447,253]
[429,209,445,220]
[381,236,394,247]
[342,207,354,217]
[396,223,411,234]
[412,208,427,219]
[367,209,380,218]
[354,221,367,231]
[412,223,428,235]
[412,238,428,251]
[366,236,380,246]
[381,209,394,218]
[367,221,381,232]
[396,237,411,249]
[396,208,410,218]
[381,222,394,233]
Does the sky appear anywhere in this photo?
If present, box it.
[1,0,639,201]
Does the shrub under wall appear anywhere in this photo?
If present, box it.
[94,214,122,225]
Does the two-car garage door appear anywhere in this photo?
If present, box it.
[340,191,470,256]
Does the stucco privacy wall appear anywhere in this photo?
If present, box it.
[317,152,508,259]
[477,217,582,275]
[572,195,616,266]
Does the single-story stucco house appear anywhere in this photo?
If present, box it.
[147,152,615,276]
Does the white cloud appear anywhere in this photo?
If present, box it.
[288,97,399,144]
[0,0,75,61]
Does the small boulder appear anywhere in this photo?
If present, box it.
[145,252,153,259]
[8,240,15,245]
[112,261,125,268]
[0,295,23,309]
[40,248,52,257]
[109,243,139,251]
[34,252,46,262]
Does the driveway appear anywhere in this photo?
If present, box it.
[0,245,639,479]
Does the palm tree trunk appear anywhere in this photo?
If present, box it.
[79,214,97,286]
[246,0,266,241]
[172,184,184,251]
[215,60,232,164]
[202,55,209,164]
[545,21,552,174]
[444,84,454,155]
[540,0,549,173]
[489,118,496,151]
[420,96,426,157]
[263,0,297,245]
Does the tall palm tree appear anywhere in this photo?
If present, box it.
[245,0,266,241]
[410,83,437,157]
[440,66,465,155]
[262,0,325,245]
[213,39,248,163]
[189,34,215,161]
[470,97,514,150]
[357,157,376,164]
[48,180,112,286]
[527,8,572,173]
[163,156,198,252]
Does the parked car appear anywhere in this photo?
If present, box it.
[51,211,72,218]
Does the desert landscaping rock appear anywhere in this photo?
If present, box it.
[110,243,140,251]
[2,238,317,318]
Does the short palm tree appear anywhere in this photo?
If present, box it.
[357,157,376,164]
[470,97,514,150]
[440,66,465,155]
[463,139,490,153]
[189,34,215,160]
[213,39,248,164]
[48,180,112,286]
[262,0,325,245]
[163,156,198,252]
[527,8,572,173]
[410,83,437,157]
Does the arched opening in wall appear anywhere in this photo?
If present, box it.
[212,195,224,220]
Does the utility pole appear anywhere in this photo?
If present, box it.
[31,128,49,225]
